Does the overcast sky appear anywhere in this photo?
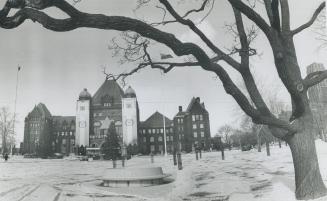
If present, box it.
[0,0,325,145]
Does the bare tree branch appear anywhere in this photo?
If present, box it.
[159,0,242,71]
[291,1,326,35]
[303,70,327,89]
[280,0,290,32]
[150,0,211,26]
[228,0,272,38]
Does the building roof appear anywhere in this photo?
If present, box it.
[141,111,173,128]
[27,103,52,118]
[186,97,207,113]
[124,86,136,98]
[79,88,91,100]
[92,79,124,106]
[52,116,75,124]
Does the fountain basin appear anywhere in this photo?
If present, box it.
[102,167,170,187]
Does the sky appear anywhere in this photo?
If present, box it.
[0,0,326,146]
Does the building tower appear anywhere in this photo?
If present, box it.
[76,88,91,147]
[122,86,138,146]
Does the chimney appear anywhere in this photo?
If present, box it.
[195,97,200,103]
[178,106,183,112]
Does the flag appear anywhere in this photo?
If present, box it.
[160,53,173,60]
[18,66,21,71]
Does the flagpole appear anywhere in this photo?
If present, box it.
[163,113,167,157]
[12,65,20,154]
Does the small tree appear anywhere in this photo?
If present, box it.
[102,123,121,160]
[217,124,233,150]
[0,107,16,155]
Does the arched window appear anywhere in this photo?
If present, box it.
[150,137,154,142]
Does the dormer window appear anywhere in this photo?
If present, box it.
[101,94,113,107]
[104,102,111,107]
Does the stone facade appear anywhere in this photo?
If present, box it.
[307,63,327,140]
[138,112,174,155]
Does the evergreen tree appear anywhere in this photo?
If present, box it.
[102,123,121,160]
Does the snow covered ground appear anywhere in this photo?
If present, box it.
[1,140,327,201]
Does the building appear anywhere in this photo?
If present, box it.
[173,97,211,152]
[138,111,174,155]
[307,63,327,140]
[23,78,139,157]
[23,103,53,156]
[80,79,139,152]
[52,116,75,155]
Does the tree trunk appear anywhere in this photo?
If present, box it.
[278,139,282,148]
[265,141,270,156]
[288,114,327,200]
[258,135,261,152]
[221,147,225,160]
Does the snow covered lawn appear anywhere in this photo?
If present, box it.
[1,140,327,201]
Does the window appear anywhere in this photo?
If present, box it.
[166,129,170,134]
[104,102,111,107]
[166,136,170,141]
[158,136,162,142]
[159,145,163,151]
[193,132,198,138]
[93,113,97,117]
[143,137,146,142]
[160,128,164,133]
[170,128,173,132]
[150,145,155,152]
[181,118,183,123]
[152,129,156,134]
[177,119,180,123]
[62,139,66,145]
[150,137,154,142]
[170,136,174,141]
[200,124,204,129]
[80,106,85,111]
[126,103,132,108]
[98,113,103,116]
[193,124,197,129]
[200,115,203,121]
[149,129,152,134]
[201,131,205,138]
[192,115,196,121]
[139,129,143,134]
[143,129,146,134]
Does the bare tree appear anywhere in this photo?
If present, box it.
[217,124,233,149]
[0,107,15,155]
[0,0,326,199]
[313,7,326,49]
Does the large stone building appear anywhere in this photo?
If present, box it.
[138,97,211,154]
[23,103,53,157]
[138,111,174,155]
[23,78,212,156]
[173,97,211,152]
[307,63,327,140]
[23,79,139,156]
